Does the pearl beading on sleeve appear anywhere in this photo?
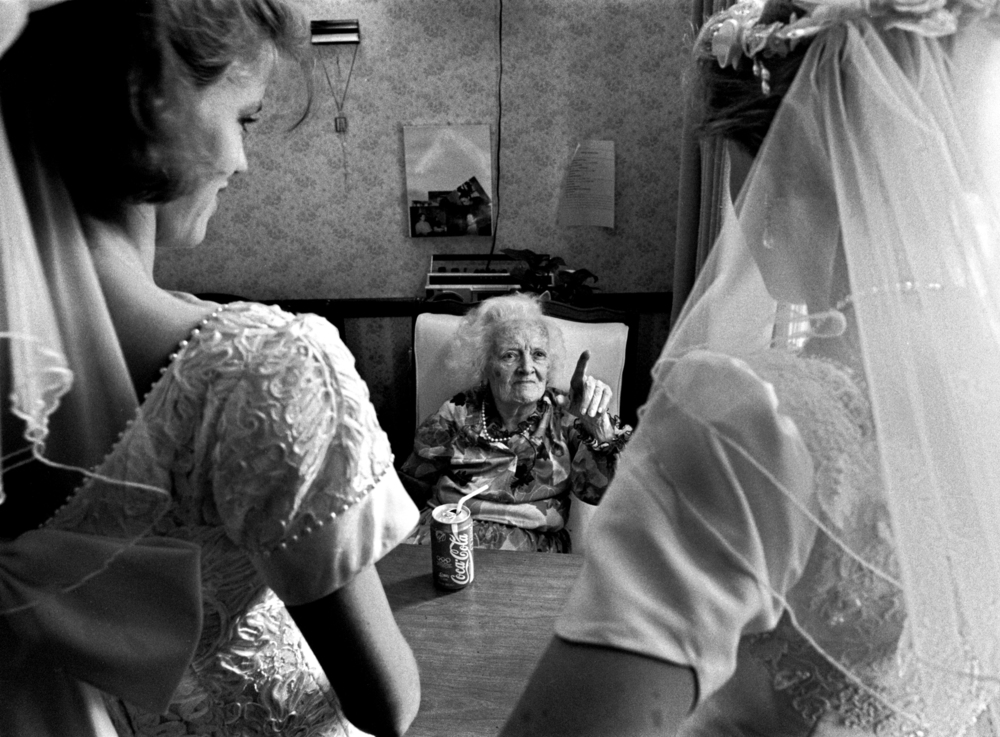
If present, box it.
[39,305,231,529]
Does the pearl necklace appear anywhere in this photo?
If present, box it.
[479,401,533,444]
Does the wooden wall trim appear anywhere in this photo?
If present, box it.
[194,292,673,320]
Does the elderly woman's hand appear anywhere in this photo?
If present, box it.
[562,351,616,442]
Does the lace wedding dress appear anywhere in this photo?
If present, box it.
[43,302,418,737]
[558,348,995,735]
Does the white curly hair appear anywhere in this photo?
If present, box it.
[447,293,566,390]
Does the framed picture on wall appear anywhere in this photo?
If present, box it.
[404,124,494,237]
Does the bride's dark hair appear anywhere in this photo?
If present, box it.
[692,0,814,155]
[0,0,311,223]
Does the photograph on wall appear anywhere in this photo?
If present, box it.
[404,124,493,237]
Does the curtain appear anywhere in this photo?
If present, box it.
[669,0,745,327]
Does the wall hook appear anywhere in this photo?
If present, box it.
[310,20,360,45]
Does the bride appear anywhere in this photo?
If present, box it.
[501,0,1000,734]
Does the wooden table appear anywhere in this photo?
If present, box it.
[376,544,585,737]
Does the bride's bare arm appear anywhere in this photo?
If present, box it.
[500,637,695,737]
[287,565,420,737]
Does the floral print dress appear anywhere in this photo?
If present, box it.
[400,385,631,552]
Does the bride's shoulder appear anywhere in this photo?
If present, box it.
[657,348,772,398]
[654,348,873,478]
[745,351,872,439]
[654,348,790,424]
[157,301,361,416]
[188,301,350,364]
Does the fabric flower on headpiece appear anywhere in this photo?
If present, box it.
[792,0,958,37]
[887,7,957,33]
[892,0,948,14]
[699,0,997,72]
[712,17,745,68]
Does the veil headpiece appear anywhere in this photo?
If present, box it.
[698,0,998,91]
[663,0,1000,733]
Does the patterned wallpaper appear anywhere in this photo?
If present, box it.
[154,0,693,300]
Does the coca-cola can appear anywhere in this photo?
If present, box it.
[430,503,474,590]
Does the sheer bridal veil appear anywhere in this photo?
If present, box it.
[666,2,1000,734]
[1,3,200,734]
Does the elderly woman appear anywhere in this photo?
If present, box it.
[401,293,632,553]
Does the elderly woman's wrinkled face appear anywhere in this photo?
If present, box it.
[488,322,550,408]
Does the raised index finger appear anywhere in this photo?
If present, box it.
[572,350,591,386]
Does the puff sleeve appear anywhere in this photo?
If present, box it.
[204,313,419,606]
[555,350,817,702]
